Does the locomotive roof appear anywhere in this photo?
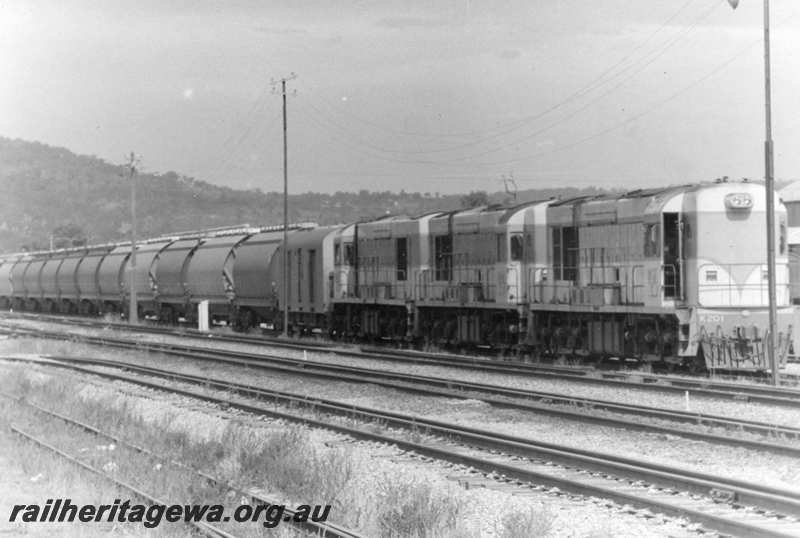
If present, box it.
[497,199,552,223]
[430,199,550,222]
[547,185,698,209]
[412,210,448,219]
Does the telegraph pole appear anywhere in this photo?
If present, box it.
[276,74,296,337]
[762,0,779,385]
[127,152,139,325]
[727,0,779,385]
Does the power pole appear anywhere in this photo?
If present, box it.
[762,0,779,385]
[727,0,779,385]
[275,74,296,337]
[126,152,139,325]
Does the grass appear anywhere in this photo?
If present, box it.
[495,504,555,538]
[1,363,490,536]
[0,368,308,536]
[0,345,582,537]
[230,424,355,507]
[374,480,463,538]
[0,399,194,537]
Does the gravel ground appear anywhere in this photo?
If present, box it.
[0,360,706,538]
[117,354,800,492]
[4,318,800,430]
[3,339,799,496]
[12,332,800,454]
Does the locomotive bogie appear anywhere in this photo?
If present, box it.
[417,306,523,352]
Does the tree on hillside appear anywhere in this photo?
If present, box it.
[0,137,622,252]
[460,190,489,208]
[52,223,87,248]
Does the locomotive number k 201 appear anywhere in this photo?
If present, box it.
[698,314,725,324]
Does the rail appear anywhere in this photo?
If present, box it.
[7,343,799,456]
[7,355,800,537]
[9,425,237,538]
[3,394,361,538]
[5,312,800,398]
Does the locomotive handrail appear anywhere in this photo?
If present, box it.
[662,263,679,299]
[354,267,415,301]
[528,264,645,306]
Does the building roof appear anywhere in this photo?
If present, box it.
[780,182,800,203]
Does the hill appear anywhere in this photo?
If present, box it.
[0,137,616,252]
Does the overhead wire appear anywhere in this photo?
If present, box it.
[422,0,723,164]
[462,22,781,168]
[195,3,797,188]
[300,0,701,152]
[294,11,781,180]
[297,1,733,169]
[197,81,281,183]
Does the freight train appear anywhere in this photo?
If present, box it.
[0,179,793,372]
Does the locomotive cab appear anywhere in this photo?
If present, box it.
[675,181,792,370]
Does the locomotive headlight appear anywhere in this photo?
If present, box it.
[725,193,753,209]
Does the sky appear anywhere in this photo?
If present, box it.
[2,0,800,194]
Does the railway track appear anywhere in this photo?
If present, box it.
[6,426,238,538]
[5,322,800,458]
[1,392,363,538]
[3,354,800,538]
[4,311,800,397]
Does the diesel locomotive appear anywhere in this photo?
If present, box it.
[0,179,792,372]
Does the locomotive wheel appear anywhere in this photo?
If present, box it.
[238,309,254,332]
[686,355,705,375]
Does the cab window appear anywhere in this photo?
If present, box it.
[510,234,523,261]
[643,223,659,257]
[344,243,354,266]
